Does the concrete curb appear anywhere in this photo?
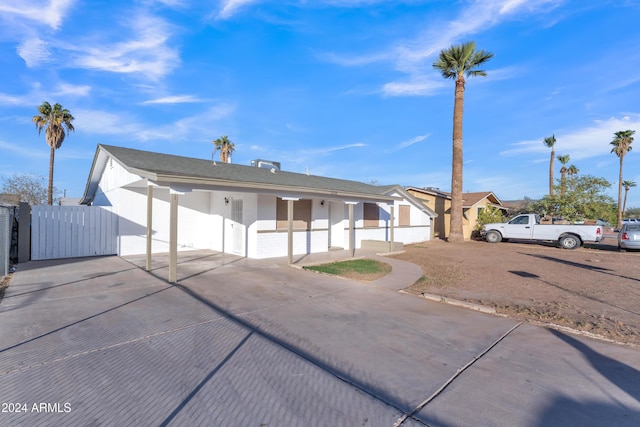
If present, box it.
[400,290,496,314]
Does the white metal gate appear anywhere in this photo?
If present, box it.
[31,205,118,260]
[231,199,244,255]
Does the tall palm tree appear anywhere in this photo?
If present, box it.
[543,135,556,195]
[610,130,635,228]
[212,135,235,163]
[622,179,637,217]
[567,164,579,177]
[33,102,75,205]
[433,41,493,243]
[557,155,570,197]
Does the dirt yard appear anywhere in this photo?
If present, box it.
[392,235,640,347]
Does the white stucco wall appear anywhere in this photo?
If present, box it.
[91,158,431,258]
[116,188,213,256]
[254,230,330,259]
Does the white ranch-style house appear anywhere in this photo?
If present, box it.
[81,145,436,281]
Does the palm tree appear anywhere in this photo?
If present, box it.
[433,41,493,243]
[212,135,235,163]
[622,179,637,217]
[610,130,635,228]
[543,135,556,195]
[557,155,570,197]
[33,102,75,205]
[567,164,579,177]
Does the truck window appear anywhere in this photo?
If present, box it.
[509,215,529,225]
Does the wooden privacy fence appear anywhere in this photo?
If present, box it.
[31,206,118,260]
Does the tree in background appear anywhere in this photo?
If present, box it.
[433,41,493,243]
[557,154,570,196]
[475,204,507,233]
[32,102,75,205]
[622,180,637,216]
[625,207,640,218]
[567,164,579,177]
[0,173,54,205]
[610,129,635,228]
[212,135,235,163]
[543,135,556,195]
[529,175,616,224]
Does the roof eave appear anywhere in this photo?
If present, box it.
[151,174,398,202]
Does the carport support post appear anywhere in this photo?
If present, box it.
[169,191,179,283]
[145,183,154,272]
[283,197,298,264]
[347,202,356,257]
[390,205,395,246]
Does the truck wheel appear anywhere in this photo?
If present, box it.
[485,230,502,243]
[560,235,580,250]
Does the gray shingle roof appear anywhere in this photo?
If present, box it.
[97,144,395,198]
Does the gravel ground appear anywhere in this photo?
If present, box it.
[392,235,640,346]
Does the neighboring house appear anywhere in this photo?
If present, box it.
[501,199,534,215]
[406,187,506,240]
[81,145,436,266]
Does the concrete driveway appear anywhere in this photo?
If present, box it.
[1,250,639,426]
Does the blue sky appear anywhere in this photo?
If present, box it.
[0,0,639,208]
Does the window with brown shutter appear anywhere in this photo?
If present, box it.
[276,198,312,230]
[363,203,379,227]
[399,205,410,226]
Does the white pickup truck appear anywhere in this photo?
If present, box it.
[481,213,604,249]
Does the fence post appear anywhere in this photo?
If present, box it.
[18,202,31,263]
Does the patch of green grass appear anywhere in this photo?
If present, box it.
[304,259,392,281]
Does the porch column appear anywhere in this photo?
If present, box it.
[169,192,179,283]
[145,182,154,271]
[390,205,395,246]
[167,186,191,283]
[283,197,299,264]
[346,201,357,257]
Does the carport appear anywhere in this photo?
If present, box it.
[142,181,381,282]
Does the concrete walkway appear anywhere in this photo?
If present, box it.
[1,250,639,426]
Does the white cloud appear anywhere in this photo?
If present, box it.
[70,13,179,80]
[382,79,444,97]
[0,0,74,30]
[267,142,367,167]
[399,134,430,148]
[0,139,49,159]
[323,0,565,96]
[0,82,90,106]
[17,38,51,67]
[142,95,203,105]
[500,114,640,161]
[323,143,366,152]
[75,104,236,142]
[217,0,260,20]
[72,109,145,138]
[0,92,27,105]
[319,51,391,67]
[154,0,186,6]
[56,83,91,96]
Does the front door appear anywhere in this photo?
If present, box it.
[230,198,244,255]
